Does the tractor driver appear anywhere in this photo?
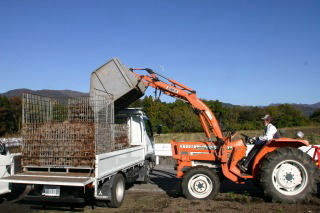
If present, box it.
[239,114,279,172]
[252,114,279,145]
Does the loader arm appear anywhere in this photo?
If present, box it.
[130,68,223,141]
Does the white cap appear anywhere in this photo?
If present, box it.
[261,114,271,120]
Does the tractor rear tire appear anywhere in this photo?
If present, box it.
[181,166,220,200]
[259,147,318,203]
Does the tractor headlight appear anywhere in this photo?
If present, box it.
[296,131,304,138]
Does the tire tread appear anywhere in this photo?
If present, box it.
[258,147,317,204]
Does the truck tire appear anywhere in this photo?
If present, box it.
[95,200,108,207]
[142,160,151,184]
[259,147,318,204]
[149,159,155,173]
[181,166,220,200]
[107,173,126,208]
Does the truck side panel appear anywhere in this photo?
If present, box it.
[96,146,144,180]
[0,152,11,195]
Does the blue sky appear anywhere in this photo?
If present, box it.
[1,0,319,106]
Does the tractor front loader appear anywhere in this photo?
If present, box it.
[130,67,319,204]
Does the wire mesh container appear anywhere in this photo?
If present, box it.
[21,93,129,169]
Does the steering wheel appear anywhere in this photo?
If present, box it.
[240,134,254,144]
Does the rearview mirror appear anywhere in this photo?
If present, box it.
[156,124,163,135]
[0,142,6,155]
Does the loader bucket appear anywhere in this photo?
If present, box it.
[90,58,147,112]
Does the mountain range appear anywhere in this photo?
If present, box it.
[269,103,320,117]
[1,88,89,98]
[1,88,319,116]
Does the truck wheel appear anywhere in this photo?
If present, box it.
[95,200,108,207]
[107,173,126,208]
[259,147,318,203]
[142,160,151,184]
[181,166,220,200]
[148,159,155,173]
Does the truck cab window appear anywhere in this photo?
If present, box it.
[115,117,128,124]
[144,118,153,139]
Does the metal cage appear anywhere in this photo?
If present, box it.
[21,93,129,169]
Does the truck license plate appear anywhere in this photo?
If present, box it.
[42,185,60,196]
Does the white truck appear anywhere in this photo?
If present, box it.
[0,146,11,196]
[0,58,156,208]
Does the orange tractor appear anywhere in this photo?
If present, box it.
[312,145,320,169]
[131,68,319,204]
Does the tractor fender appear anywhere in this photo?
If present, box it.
[251,139,309,177]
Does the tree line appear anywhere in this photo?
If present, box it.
[0,96,22,136]
[0,95,319,136]
[130,96,320,133]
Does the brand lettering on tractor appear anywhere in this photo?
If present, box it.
[180,144,197,149]
[180,144,218,150]
[166,86,178,93]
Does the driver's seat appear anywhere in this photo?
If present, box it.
[239,133,280,173]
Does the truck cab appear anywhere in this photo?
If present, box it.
[116,108,156,166]
[0,145,11,195]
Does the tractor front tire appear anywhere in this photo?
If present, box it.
[259,147,318,204]
[181,166,220,200]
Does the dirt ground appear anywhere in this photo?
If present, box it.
[1,166,320,213]
[4,190,319,213]
[105,191,320,213]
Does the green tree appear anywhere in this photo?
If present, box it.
[202,99,226,122]
[310,108,320,124]
[221,106,241,131]
[169,101,201,133]
[237,106,266,130]
[8,97,22,133]
[0,96,13,136]
[129,97,314,133]
[266,104,309,127]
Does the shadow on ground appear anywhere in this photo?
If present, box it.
[1,166,319,212]
[150,168,182,197]
[147,166,266,200]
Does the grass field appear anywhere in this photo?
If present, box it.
[154,126,320,145]
[4,126,320,145]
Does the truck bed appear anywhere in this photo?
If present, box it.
[0,172,94,186]
[1,145,145,187]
